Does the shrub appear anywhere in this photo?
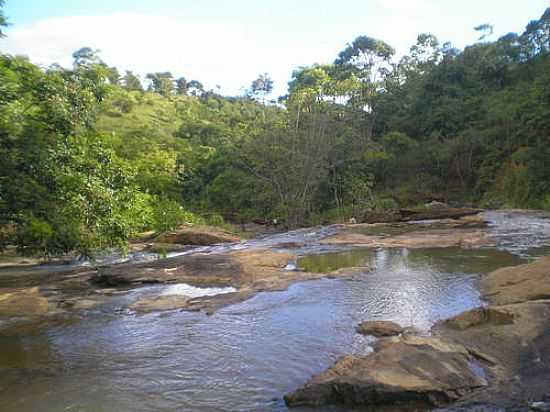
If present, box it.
[151,198,204,233]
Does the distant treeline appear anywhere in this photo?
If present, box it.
[0,3,549,256]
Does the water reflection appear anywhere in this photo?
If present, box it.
[0,211,547,412]
[0,247,497,412]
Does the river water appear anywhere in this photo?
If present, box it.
[1,211,549,411]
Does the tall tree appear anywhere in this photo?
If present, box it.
[122,70,143,91]
[249,73,273,103]
[0,0,8,38]
[176,77,188,95]
[72,47,103,69]
[187,80,204,96]
[146,72,174,96]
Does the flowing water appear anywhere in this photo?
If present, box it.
[0,211,549,411]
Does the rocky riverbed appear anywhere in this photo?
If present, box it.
[1,209,550,411]
[285,246,550,411]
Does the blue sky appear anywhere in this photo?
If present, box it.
[2,0,548,96]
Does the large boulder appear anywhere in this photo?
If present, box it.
[155,224,240,246]
[356,320,404,337]
[285,335,486,408]
[481,256,550,305]
[441,306,515,330]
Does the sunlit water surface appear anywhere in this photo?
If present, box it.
[1,211,549,411]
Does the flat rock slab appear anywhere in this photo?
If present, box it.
[321,229,493,249]
[93,249,294,288]
[481,256,550,305]
[129,295,190,313]
[285,336,486,408]
[0,287,50,317]
[362,208,483,224]
[441,306,516,330]
[356,320,404,337]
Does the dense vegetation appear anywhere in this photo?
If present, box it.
[1,3,549,256]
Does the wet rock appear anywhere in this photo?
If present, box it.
[355,320,404,337]
[155,224,240,246]
[93,249,353,313]
[274,242,305,249]
[129,295,190,313]
[434,299,550,408]
[94,249,292,288]
[0,287,50,317]
[59,298,100,311]
[285,335,486,408]
[481,256,550,305]
[321,229,493,249]
[531,396,550,411]
[442,307,516,330]
[361,208,482,224]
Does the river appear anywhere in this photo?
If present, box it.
[1,211,549,411]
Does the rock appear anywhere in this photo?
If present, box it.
[145,243,194,254]
[321,229,493,249]
[129,295,190,313]
[0,287,50,317]
[481,257,550,305]
[274,242,305,249]
[155,224,240,246]
[425,201,450,209]
[531,396,550,411]
[434,300,550,407]
[92,249,354,313]
[284,335,486,408]
[442,307,516,330]
[59,298,100,311]
[361,208,482,224]
[93,249,294,288]
[355,320,404,337]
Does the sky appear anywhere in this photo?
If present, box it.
[1,0,548,97]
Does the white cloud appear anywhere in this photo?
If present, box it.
[2,2,542,97]
[1,13,295,96]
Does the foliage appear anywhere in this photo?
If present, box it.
[1,7,550,257]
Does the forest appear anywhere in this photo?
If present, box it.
[1,3,549,257]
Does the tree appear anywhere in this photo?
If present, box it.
[122,70,143,91]
[105,66,120,85]
[72,47,103,68]
[146,72,174,96]
[521,7,550,57]
[249,73,273,103]
[187,80,204,96]
[176,77,188,95]
[408,33,441,69]
[334,36,395,138]
[0,0,8,38]
[475,24,494,42]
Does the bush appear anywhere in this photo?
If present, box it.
[151,198,204,232]
[16,215,55,257]
[205,214,225,227]
[15,214,84,257]
[374,197,399,211]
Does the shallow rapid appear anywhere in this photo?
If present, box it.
[0,211,548,412]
